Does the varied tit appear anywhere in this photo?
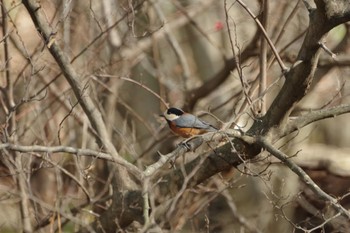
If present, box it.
[160,107,218,138]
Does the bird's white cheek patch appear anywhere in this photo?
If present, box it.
[164,113,179,121]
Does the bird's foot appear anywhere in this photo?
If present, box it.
[180,140,192,151]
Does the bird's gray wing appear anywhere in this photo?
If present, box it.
[175,114,217,131]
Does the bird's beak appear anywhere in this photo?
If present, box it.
[159,114,164,118]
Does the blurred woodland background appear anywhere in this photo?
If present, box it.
[1,0,350,232]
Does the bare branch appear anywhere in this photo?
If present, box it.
[283,104,350,136]
[0,143,141,179]
[258,0,269,115]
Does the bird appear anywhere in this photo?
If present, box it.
[160,107,218,138]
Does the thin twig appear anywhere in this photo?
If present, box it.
[15,153,33,233]
[224,0,253,109]
[32,152,92,202]
[152,0,191,91]
[142,177,151,226]
[236,0,288,73]
[269,0,301,68]
[319,41,337,58]
[120,76,169,108]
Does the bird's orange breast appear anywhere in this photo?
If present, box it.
[169,122,208,138]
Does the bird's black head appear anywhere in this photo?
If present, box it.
[160,107,184,121]
[167,107,184,116]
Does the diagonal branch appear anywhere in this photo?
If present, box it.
[21,0,113,155]
[236,0,288,73]
[256,136,350,219]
